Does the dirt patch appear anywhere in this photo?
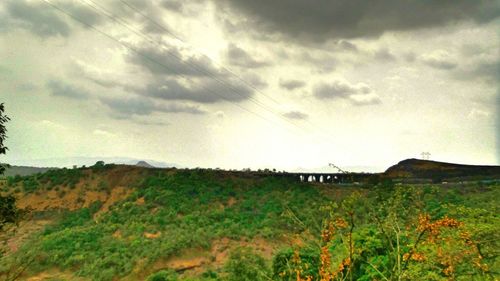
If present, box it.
[145,236,281,280]
[227,197,237,207]
[83,191,108,208]
[23,268,87,281]
[0,219,53,255]
[112,230,122,239]
[149,248,211,278]
[17,183,133,215]
[166,256,208,271]
[136,197,145,205]
[210,237,278,268]
[101,186,133,212]
[144,231,161,239]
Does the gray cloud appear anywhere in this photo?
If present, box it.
[160,0,184,12]
[128,45,222,77]
[100,96,206,118]
[216,0,500,43]
[314,80,381,106]
[159,0,206,15]
[3,0,106,38]
[337,40,358,52]
[453,60,500,84]
[225,43,269,68]
[5,0,71,37]
[460,43,491,57]
[300,52,337,73]
[242,73,268,89]
[497,93,500,162]
[62,2,104,26]
[70,61,128,90]
[141,78,254,104]
[283,110,308,120]
[314,81,364,99]
[16,82,38,92]
[72,54,256,104]
[374,48,397,62]
[279,79,306,91]
[403,52,417,63]
[46,80,90,100]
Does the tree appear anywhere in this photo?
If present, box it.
[0,103,19,231]
[0,104,31,281]
[0,103,9,175]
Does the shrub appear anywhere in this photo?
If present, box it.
[147,269,178,281]
[272,248,319,281]
[98,180,109,192]
[22,177,39,193]
[223,247,270,281]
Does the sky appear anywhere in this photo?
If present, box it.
[0,0,499,171]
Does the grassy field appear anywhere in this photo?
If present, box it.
[0,164,498,281]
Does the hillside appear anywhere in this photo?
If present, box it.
[384,158,500,181]
[0,164,498,281]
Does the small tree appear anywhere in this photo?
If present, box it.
[0,103,32,281]
[224,247,270,281]
[0,103,9,175]
[0,103,19,231]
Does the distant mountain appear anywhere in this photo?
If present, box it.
[5,157,180,169]
[384,158,500,181]
[135,161,155,168]
[1,165,56,178]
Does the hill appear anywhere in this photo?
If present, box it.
[135,161,155,168]
[384,158,500,182]
[0,163,498,280]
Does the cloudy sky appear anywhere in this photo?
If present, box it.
[0,0,499,171]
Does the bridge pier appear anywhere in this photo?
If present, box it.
[296,172,366,184]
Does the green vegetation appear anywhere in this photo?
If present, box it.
[0,102,21,232]
[223,247,270,281]
[0,166,498,281]
[4,168,84,193]
[147,269,179,281]
[2,161,120,194]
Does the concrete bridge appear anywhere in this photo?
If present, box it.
[260,172,375,184]
[293,172,374,184]
[203,169,376,184]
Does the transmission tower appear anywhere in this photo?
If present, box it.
[421,152,431,160]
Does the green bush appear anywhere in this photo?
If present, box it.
[147,269,178,281]
[272,248,319,281]
[223,247,270,281]
[22,176,39,193]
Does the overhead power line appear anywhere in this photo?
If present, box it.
[116,0,283,106]
[94,0,347,146]
[78,0,346,144]
[40,0,315,140]
[79,0,308,133]
[114,0,348,146]
[41,0,352,159]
